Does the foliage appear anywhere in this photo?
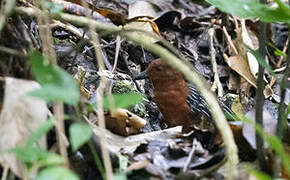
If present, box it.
[205,0,290,23]
[29,51,80,105]
[103,93,143,110]
[36,166,79,180]
[69,123,92,152]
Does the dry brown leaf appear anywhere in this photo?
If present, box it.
[224,54,257,88]
[104,108,146,136]
[241,20,259,78]
[124,0,160,43]
[0,77,48,178]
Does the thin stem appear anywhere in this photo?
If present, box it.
[35,1,69,167]
[255,8,269,173]
[79,1,114,178]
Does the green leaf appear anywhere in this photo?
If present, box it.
[245,46,276,77]
[36,166,79,180]
[267,42,287,57]
[29,51,79,105]
[9,147,47,163]
[26,120,54,147]
[37,153,65,167]
[10,146,64,166]
[205,0,290,23]
[250,170,272,180]
[69,123,92,152]
[103,93,143,110]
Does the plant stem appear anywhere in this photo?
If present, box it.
[255,1,269,172]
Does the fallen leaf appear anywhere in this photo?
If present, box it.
[89,120,182,154]
[241,20,259,78]
[224,54,257,87]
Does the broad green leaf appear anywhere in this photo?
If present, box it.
[69,123,92,152]
[246,46,276,77]
[36,166,79,180]
[29,51,79,105]
[26,119,54,147]
[103,93,143,110]
[205,0,290,23]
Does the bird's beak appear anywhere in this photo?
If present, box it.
[133,70,149,80]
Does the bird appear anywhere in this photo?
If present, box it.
[134,58,236,133]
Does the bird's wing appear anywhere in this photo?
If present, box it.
[186,84,237,121]
[186,84,212,119]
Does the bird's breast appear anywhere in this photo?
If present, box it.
[154,89,195,130]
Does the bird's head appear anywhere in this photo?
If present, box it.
[134,59,183,83]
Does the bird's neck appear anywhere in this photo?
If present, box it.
[151,77,189,96]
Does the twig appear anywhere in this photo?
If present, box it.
[80,0,113,179]
[223,26,238,55]
[0,46,27,57]
[14,7,239,179]
[1,165,8,180]
[111,35,121,73]
[183,138,197,172]
[35,1,69,167]
[276,37,288,68]
[209,28,223,97]
[255,2,270,173]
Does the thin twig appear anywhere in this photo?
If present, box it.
[255,1,269,173]
[111,35,121,73]
[223,26,238,55]
[277,37,289,68]
[80,0,113,179]
[0,46,27,57]
[209,28,223,97]
[92,32,113,180]
[183,138,197,172]
[1,165,8,180]
[35,1,69,167]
